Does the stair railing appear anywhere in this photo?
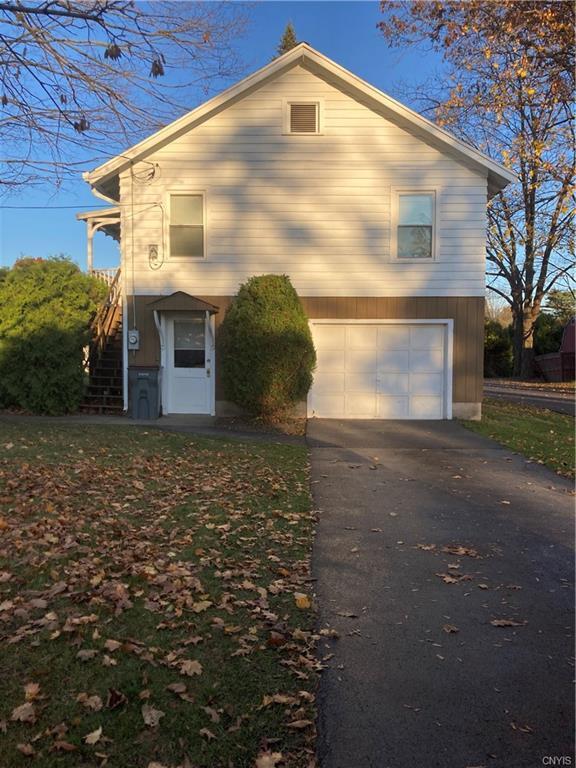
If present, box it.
[85,268,122,369]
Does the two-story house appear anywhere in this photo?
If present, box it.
[78,43,514,420]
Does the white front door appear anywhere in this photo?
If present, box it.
[166,314,213,414]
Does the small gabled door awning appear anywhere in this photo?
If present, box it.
[148,292,219,313]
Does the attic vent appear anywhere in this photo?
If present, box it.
[289,102,318,133]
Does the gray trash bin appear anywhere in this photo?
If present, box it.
[128,367,161,419]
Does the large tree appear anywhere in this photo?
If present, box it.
[275,22,298,59]
[379,1,575,377]
[0,1,247,191]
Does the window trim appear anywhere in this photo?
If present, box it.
[282,99,323,135]
[166,190,207,260]
[390,188,438,262]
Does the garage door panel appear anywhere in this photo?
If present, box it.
[377,374,409,395]
[411,325,444,349]
[348,325,378,349]
[314,325,346,349]
[410,349,444,372]
[316,348,344,372]
[347,349,378,374]
[345,393,376,418]
[377,395,409,418]
[378,350,410,372]
[312,394,345,417]
[410,396,443,419]
[377,326,410,350]
[410,373,443,395]
[313,372,345,394]
[345,373,377,392]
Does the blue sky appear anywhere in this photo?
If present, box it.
[0,1,443,270]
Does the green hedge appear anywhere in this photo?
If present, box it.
[0,258,107,414]
[219,274,316,419]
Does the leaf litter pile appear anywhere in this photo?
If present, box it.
[0,424,318,768]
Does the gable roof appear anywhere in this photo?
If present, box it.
[84,43,515,199]
[148,292,219,313]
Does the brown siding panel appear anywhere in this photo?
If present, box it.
[129,295,484,406]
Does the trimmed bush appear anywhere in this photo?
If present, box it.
[0,257,107,414]
[219,274,316,418]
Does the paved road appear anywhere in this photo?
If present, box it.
[484,383,575,416]
[309,420,575,768]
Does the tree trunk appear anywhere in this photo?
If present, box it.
[511,306,540,379]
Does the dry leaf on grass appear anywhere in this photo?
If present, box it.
[24,683,41,701]
[294,593,311,609]
[141,704,165,728]
[255,751,284,768]
[199,727,216,740]
[76,693,103,711]
[16,743,35,756]
[286,719,313,729]
[84,726,103,745]
[11,703,35,723]
[180,659,203,676]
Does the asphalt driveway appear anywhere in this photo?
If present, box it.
[309,419,575,768]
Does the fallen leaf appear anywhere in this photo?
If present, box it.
[180,659,203,677]
[76,649,98,661]
[491,618,525,627]
[76,693,103,711]
[53,740,77,752]
[16,743,35,756]
[335,610,358,618]
[11,703,36,723]
[141,704,165,728]
[442,624,459,634]
[294,593,311,609]
[84,726,102,745]
[104,639,122,652]
[106,688,127,709]
[24,682,41,701]
[199,727,216,740]
[286,719,313,729]
[255,751,284,768]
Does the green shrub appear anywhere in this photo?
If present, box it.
[534,312,564,355]
[484,319,513,378]
[219,274,316,419]
[0,257,106,414]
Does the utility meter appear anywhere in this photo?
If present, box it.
[128,329,140,350]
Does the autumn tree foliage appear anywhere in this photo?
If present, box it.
[0,1,247,190]
[379,1,575,377]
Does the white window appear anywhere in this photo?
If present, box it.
[392,191,436,260]
[284,101,321,134]
[169,193,205,258]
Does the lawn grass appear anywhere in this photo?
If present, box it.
[464,398,575,478]
[0,423,317,768]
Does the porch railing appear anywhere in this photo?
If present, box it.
[85,267,122,367]
[90,267,119,287]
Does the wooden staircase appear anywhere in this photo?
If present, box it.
[81,268,124,415]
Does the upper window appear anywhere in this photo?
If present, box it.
[169,193,204,258]
[395,192,435,260]
[288,102,319,134]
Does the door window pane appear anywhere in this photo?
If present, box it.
[170,194,204,258]
[397,193,433,259]
[174,319,205,368]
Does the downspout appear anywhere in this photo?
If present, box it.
[153,309,165,413]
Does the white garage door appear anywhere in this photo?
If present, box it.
[308,322,449,419]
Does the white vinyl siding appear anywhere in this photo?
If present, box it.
[120,65,487,297]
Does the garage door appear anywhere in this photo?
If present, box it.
[308,322,448,419]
